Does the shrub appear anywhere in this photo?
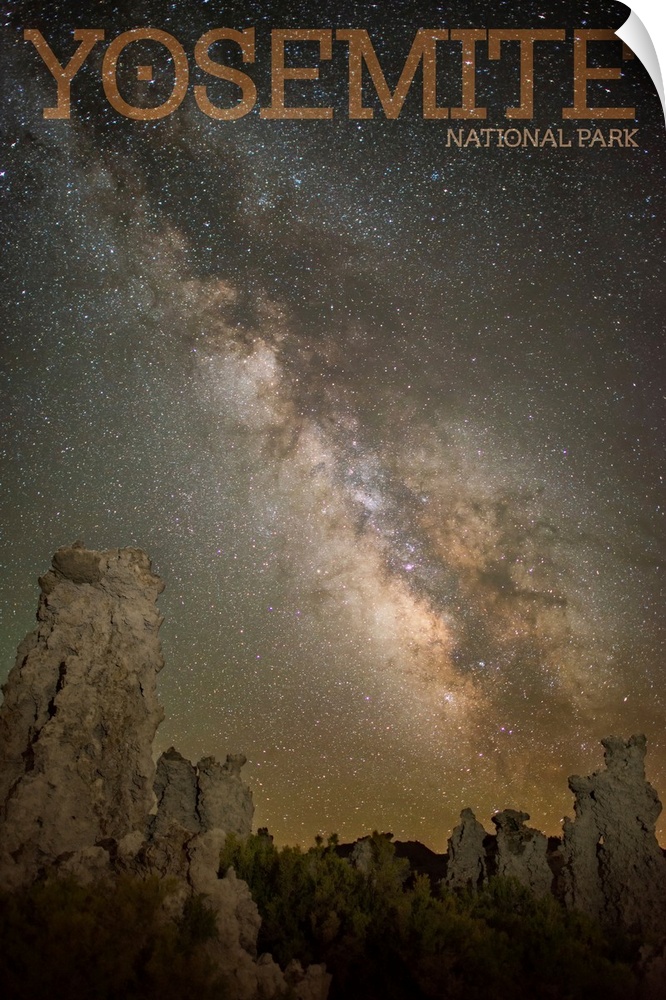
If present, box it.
[220,832,640,1000]
[0,875,227,1000]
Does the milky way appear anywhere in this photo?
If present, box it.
[1,0,664,847]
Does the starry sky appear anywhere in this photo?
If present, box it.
[1,0,664,850]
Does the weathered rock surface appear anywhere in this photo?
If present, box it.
[637,940,666,1000]
[189,832,329,1000]
[198,752,254,836]
[285,958,334,1000]
[0,544,330,1000]
[440,738,666,953]
[350,837,374,874]
[0,543,165,880]
[560,734,666,936]
[152,746,200,835]
[54,825,331,1000]
[492,808,552,897]
[4,545,665,996]
[153,747,254,839]
[444,807,488,891]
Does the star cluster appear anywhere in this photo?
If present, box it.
[0,0,664,848]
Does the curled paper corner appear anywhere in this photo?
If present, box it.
[615,4,665,124]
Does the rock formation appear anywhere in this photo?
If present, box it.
[152,746,200,835]
[3,543,666,996]
[350,837,374,874]
[198,752,255,836]
[444,807,487,891]
[560,734,666,937]
[441,736,666,949]
[0,543,331,1000]
[152,747,254,838]
[492,809,552,897]
[445,807,552,897]
[0,543,165,879]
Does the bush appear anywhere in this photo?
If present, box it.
[0,875,227,1000]
[220,832,640,1000]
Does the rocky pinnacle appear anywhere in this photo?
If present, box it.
[0,543,165,872]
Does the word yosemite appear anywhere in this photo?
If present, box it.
[25,27,636,122]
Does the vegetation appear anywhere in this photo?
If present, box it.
[0,833,642,999]
[220,830,640,1000]
[0,874,226,1000]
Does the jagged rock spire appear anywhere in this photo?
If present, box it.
[0,544,165,879]
[0,544,330,1000]
[561,734,666,936]
[492,808,552,896]
[444,807,488,891]
[152,746,254,838]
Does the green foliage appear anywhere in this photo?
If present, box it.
[0,875,227,1000]
[3,839,637,1000]
[221,830,370,968]
[462,877,639,1000]
[178,891,220,949]
[221,832,640,1000]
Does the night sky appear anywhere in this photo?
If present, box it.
[1,0,664,849]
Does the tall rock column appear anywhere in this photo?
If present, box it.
[152,748,254,838]
[197,753,254,837]
[444,808,488,891]
[0,543,165,878]
[561,734,666,936]
[491,809,552,896]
